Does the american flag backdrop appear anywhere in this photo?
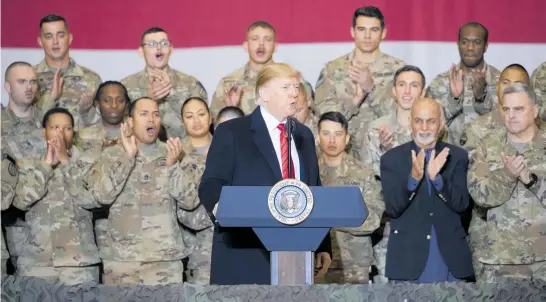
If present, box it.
[1,0,546,105]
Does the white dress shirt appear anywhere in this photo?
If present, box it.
[260,106,301,180]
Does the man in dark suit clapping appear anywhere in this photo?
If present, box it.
[380,98,474,283]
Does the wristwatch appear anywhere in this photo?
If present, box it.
[524,173,538,189]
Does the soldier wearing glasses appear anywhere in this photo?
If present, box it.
[121,27,208,140]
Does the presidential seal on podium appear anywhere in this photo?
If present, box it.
[268,179,314,225]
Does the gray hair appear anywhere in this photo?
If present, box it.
[503,83,536,104]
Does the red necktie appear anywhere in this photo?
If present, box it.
[277,123,295,179]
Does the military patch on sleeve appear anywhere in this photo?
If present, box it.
[2,153,18,177]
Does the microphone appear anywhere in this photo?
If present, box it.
[286,117,296,179]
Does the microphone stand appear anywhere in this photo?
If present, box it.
[287,117,294,179]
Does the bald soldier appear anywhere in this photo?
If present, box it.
[426,22,500,147]
[210,21,315,119]
[468,84,546,282]
[86,97,200,285]
[380,98,473,283]
[531,61,546,120]
[1,61,46,272]
[315,6,405,159]
[34,14,102,131]
[316,112,384,284]
[121,27,208,140]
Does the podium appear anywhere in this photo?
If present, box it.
[215,183,367,285]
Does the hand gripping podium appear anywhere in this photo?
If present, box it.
[215,181,367,285]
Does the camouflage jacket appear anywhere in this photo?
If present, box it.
[1,153,18,262]
[86,141,200,262]
[177,139,212,231]
[13,146,100,267]
[76,122,122,153]
[314,51,405,160]
[121,67,208,140]
[319,154,384,267]
[468,127,546,264]
[360,111,412,175]
[426,62,500,146]
[35,58,102,131]
[461,110,504,153]
[209,63,315,119]
[302,113,320,139]
[1,106,46,160]
[531,61,546,120]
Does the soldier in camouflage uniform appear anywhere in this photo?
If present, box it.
[76,81,130,265]
[462,64,531,153]
[531,61,546,121]
[121,27,207,140]
[209,21,314,119]
[460,64,531,281]
[177,97,214,284]
[1,62,46,272]
[2,153,18,274]
[86,98,200,285]
[13,108,101,284]
[294,83,319,138]
[360,66,426,283]
[468,84,546,282]
[426,22,500,147]
[314,6,405,160]
[315,112,384,284]
[35,14,102,131]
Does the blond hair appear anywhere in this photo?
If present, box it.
[255,63,301,98]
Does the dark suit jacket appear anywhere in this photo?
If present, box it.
[198,107,331,285]
[379,140,473,281]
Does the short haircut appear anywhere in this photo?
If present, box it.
[353,6,385,28]
[393,65,426,87]
[217,106,245,121]
[503,83,536,105]
[42,107,74,128]
[504,63,528,75]
[247,21,276,38]
[40,14,68,30]
[458,22,488,44]
[94,81,129,103]
[141,27,167,43]
[128,97,155,116]
[318,111,349,132]
[256,63,301,97]
[4,61,33,81]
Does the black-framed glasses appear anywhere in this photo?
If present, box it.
[141,40,171,48]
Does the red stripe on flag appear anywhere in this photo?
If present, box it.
[2,0,546,49]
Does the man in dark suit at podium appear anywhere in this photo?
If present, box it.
[380,98,474,283]
[199,63,332,285]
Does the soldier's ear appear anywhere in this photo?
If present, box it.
[350,27,356,40]
[42,128,47,139]
[391,86,397,98]
[4,82,10,94]
[37,36,43,48]
[533,104,539,119]
[243,41,249,54]
[68,33,73,46]
[127,116,134,128]
[138,47,144,58]
[381,28,387,41]
[344,132,350,145]
[420,88,426,98]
